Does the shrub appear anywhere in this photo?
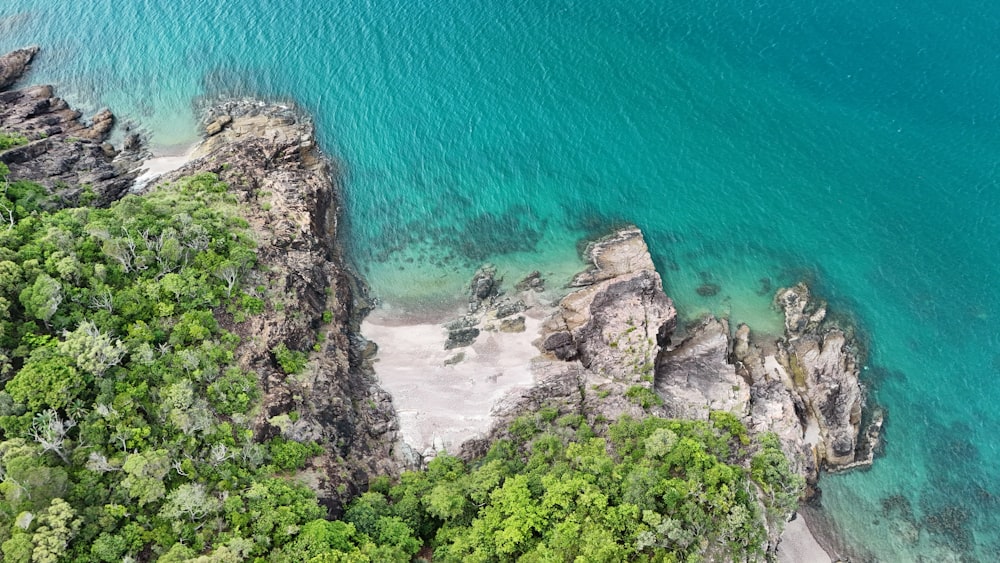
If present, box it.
[625,385,663,409]
[273,342,309,374]
[0,131,29,151]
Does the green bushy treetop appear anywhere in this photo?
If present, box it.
[334,411,803,563]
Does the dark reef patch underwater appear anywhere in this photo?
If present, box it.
[5,0,1000,559]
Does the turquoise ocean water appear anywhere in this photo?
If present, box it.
[4,1,1000,559]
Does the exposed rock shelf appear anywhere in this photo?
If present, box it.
[371,225,882,505]
[408,224,884,555]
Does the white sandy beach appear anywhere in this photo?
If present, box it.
[362,306,545,458]
[133,144,198,189]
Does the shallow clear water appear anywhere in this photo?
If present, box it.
[4,1,1000,559]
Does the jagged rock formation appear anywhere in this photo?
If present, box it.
[151,101,398,513]
[747,284,883,475]
[543,226,676,377]
[467,225,880,510]
[0,47,145,205]
[0,46,38,90]
[463,226,680,460]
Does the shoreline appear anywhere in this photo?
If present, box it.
[119,94,854,563]
[2,44,880,563]
[364,297,840,563]
[778,511,835,563]
[141,99,850,563]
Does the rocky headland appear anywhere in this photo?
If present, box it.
[1,48,397,514]
[376,224,882,557]
[145,101,401,513]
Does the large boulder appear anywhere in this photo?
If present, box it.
[485,226,679,431]
[655,316,750,420]
[0,46,38,91]
[544,226,676,381]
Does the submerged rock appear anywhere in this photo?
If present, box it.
[468,264,500,312]
[445,327,480,349]
[696,283,721,297]
[515,270,545,292]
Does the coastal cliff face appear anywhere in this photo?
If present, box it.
[0,47,145,206]
[150,101,399,512]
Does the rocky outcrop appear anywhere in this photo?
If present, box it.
[464,226,679,458]
[0,46,38,90]
[151,100,398,514]
[769,284,882,471]
[0,47,145,205]
[467,226,879,502]
[545,226,676,380]
[730,284,882,489]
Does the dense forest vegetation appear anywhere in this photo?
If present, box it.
[0,163,802,561]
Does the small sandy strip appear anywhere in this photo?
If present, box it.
[777,515,833,563]
[133,144,198,189]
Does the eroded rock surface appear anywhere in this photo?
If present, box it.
[153,101,398,513]
[0,47,146,205]
[656,316,750,419]
[546,226,676,379]
[0,46,38,90]
[769,284,881,472]
[463,226,680,461]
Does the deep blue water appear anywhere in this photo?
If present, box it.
[4,1,1000,559]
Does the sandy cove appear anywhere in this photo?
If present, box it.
[361,304,547,460]
[133,143,199,190]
